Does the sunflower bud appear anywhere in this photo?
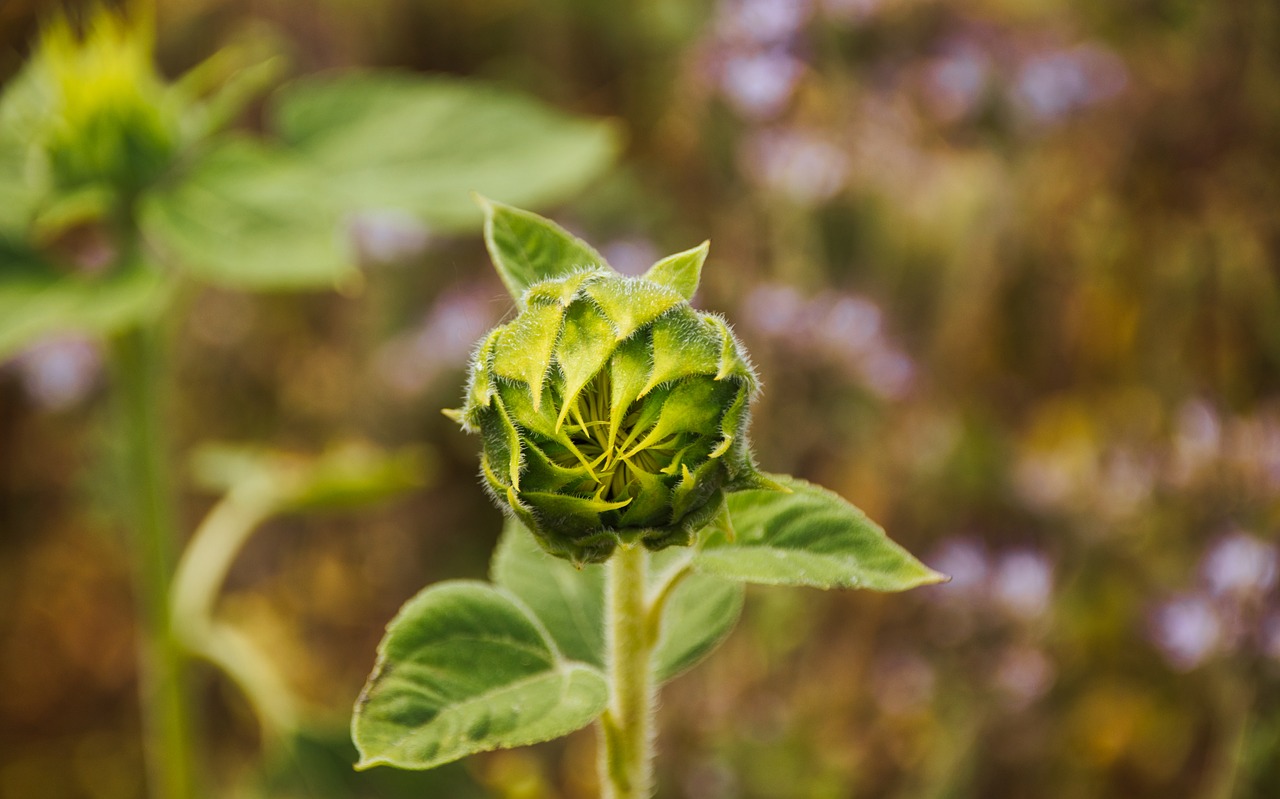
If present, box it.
[32,8,180,193]
[450,205,773,565]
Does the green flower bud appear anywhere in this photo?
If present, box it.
[33,8,180,193]
[450,207,774,565]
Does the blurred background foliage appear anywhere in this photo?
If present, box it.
[2,0,1279,797]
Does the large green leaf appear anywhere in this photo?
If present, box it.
[270,72,619,230]
[0,64,50,235]
[0,242,168,360]
[352,581,608,771]
[482,199,608,304]
[0,141,41,236]
[650,555,744,682]
[491,518,744,682]
[141,137,355,290]
[491,519,605,668]
[696,475,947,591]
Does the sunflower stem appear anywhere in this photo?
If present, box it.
[110,323,200,799]
[600,543,657,799]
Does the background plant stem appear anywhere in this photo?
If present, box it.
[111,323,199,799]
[600,543,656,799]
[171,480,299,737]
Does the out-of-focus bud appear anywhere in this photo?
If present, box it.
[449,239,773,565]
[32,8,180,193]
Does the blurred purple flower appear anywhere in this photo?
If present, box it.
[375,282,500,398]
[716,0,813,46]
[1096,447,1157,519]
[720,51,805,119]
[1150,595,1222,671]
[741,283,915,398]
[741,283,806,338]
[995,645,1055,708]
[927,538,990,597]
[992,550,1054,620]
[13,336,102,410]
[1013,44,1127,123]
[871,652,936,717]
[350,209,432,265]
[858,345,915,400]
[818,294,882,359]
[600,237,661,278]
[742,128,850,205]
[1173,399,1222,477]
[922,48,989,123]
[1200,531,1278,600]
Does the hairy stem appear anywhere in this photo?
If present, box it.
[600,543,657,799]
[111,325,198,799]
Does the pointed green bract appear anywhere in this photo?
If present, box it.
[481,199,608,305]
[351,581,608,772]
[584,276,685,340]
[606,332,654,445]
[642,309,724,395]
[554,299,618,427]
[491,301,564,410]
[643,240,708,301]
[708,314,756,385]
[695,475,948,591]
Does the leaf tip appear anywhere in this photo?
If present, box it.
[919,567,951,586]
[352,755,382,772]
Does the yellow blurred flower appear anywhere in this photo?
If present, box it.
[34,5,180,193]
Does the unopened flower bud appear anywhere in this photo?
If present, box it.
[450,225,772,564]
[32,8,180,193]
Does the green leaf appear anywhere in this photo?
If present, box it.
[0,243,168,360]
[271,72,619,231]
[695,474,948,591]
[491,518,744,682]
[643,241,707,301]
[492,518,605,668]
[0,65,50,234]
[649,554,744,682]
[352,581,608,772]
[141,137,355,290]
[0,143,40,235]
[482,199,607,305]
